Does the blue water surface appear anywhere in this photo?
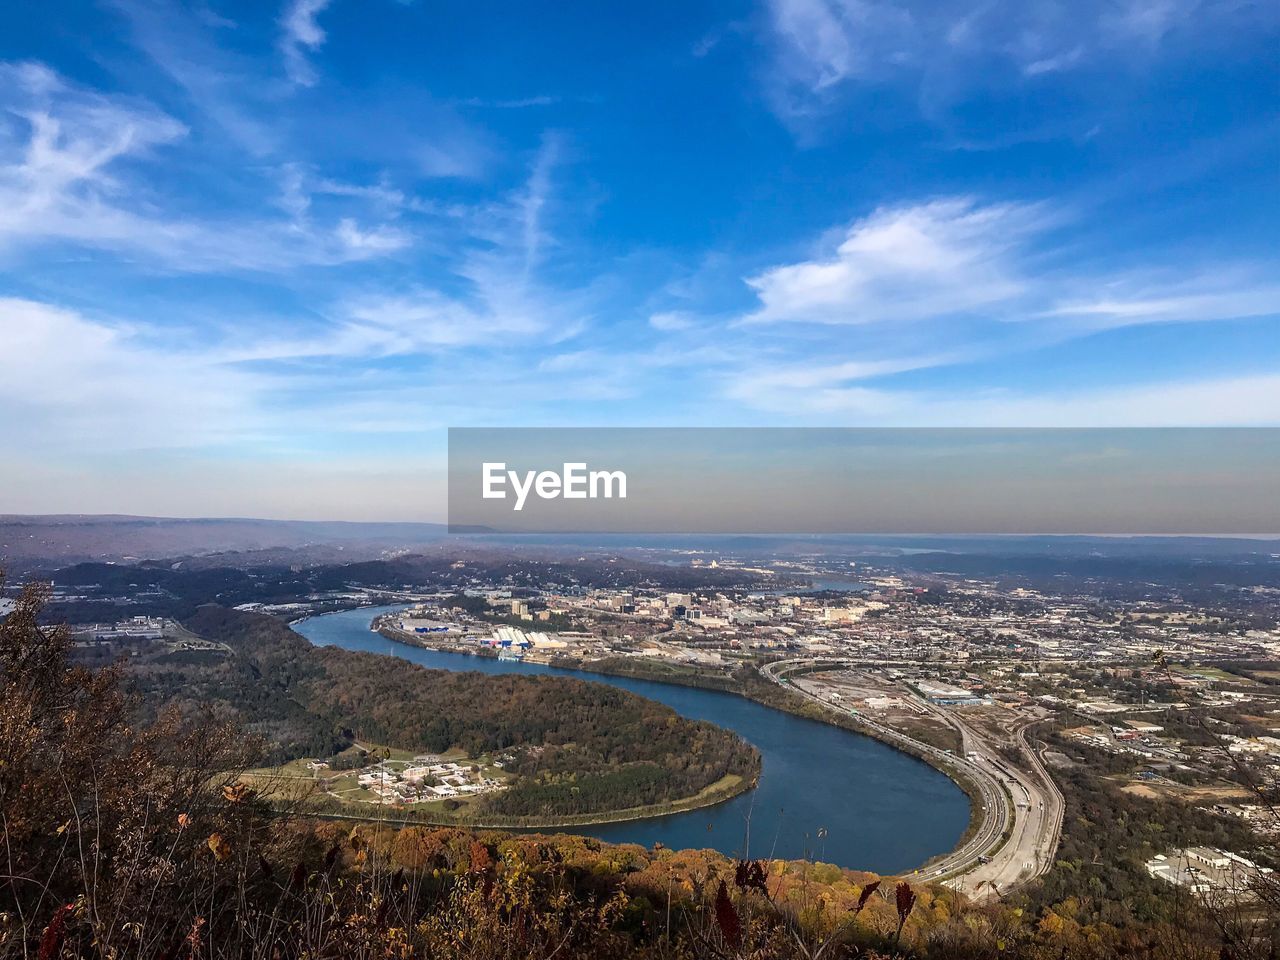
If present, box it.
[296,605,969,873]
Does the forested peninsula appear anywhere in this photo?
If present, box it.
[130,606,761,824]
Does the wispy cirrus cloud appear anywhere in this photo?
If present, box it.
[1042,270,1280,328]
[759,0,1278,127]
[0,62,585,437]
[276,162,466,219]
[112,0,281,154]
[763,0,912,108]
[418,133,495,180]
[329,282,553,354]
[279,0,334,87]
[0,62,410,271]
[208,289,551,363]
[725,366,1280,427]
[459,95,560,109]
[209,138,587,363]
[1022,46,1084,77]
[648,310,695,331]
[515,134,559,275]
[727,353,958,394]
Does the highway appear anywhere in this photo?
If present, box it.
[761,658,1063,900]
[937,712,1064,898]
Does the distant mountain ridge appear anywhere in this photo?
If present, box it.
[0,514,448,567]
[4,513,1278,579]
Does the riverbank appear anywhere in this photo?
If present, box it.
[297,606,970,872]
[567,654,989,862]
[375,620,985,856]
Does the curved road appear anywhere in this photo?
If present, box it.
[762,658,1063,899]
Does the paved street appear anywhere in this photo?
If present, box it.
[763,659,1063,899]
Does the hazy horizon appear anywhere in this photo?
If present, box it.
[1,2,1277,518]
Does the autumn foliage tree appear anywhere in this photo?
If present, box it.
[0,575,267,956]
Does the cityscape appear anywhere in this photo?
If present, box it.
[2,0,1279,957]
[21,525,1279,932]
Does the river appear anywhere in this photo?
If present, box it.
[295,605,969,874]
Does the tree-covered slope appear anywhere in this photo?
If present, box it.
[139,606,760,819]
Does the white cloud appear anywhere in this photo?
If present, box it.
[276,162,312,216]
[1043,272,1280,327]
[1103,0,1198,45]
[727,366,1280,426]
[718,194,1279,428]
[0,298,262,449]
[739,197,1279,334]
[742,198,1044,325]
[983,373,1280,426]
[517,135,559,274]
[319,237,589,358]
[211,144,585,362]
[334,217,411,255]
[206,280,555,363]
[459,95,560,109]
[770,0,868,91]
[280,164,459,218]
[0,61,187,206]
[727,353,952,394]
[339,288,546,352]
[419,138,492,179]
[649,310,695,331]
[1023,46,1084,77]
[114,0,280,154]
[764,0,913,115]
[280,0,335,87]
[760,0,1276,123]
[0,62,410,271]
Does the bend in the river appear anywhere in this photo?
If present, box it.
[294,605,969,875]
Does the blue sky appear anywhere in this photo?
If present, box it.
[0,0,1277,519]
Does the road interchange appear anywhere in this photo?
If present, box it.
[760,658,1063,899]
